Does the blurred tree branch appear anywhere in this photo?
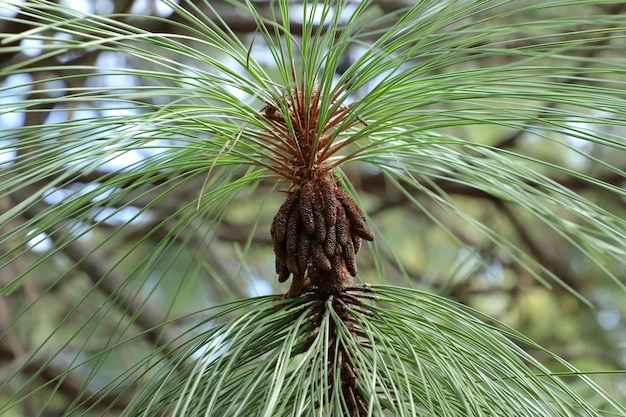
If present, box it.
[0,339,134,413]
[7,186,185,357]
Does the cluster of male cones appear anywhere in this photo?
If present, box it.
[260,81,374,299]
[271,177,374,298]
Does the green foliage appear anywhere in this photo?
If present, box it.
[124,287,620,416]
[1,0,625,415]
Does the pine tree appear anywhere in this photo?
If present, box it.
[1,1,625,415]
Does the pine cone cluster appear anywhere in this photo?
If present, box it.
[258,81,373,298]
[271,177,374,297]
